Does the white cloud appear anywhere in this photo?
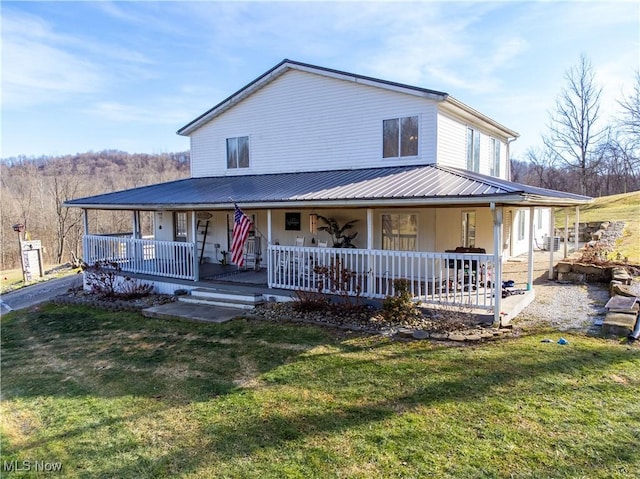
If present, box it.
[2,11,106,108]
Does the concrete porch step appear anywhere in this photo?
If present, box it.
[178,287,265,310]
[142,302,242,323]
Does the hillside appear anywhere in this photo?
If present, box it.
[557,191,640,264]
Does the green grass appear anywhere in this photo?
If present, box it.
[2,304,639,478]
[557,191,640,264]
[1,266,80,295]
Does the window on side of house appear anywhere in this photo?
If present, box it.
[466,127,480,172]
[491,138,501,177]
[537,208,543,230]
[227,136,250,169]
[381,213,418,251]
[383,116,418,158]
[462,211,476,248]
[517,210,526,241]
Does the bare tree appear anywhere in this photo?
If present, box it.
[543,55,607,195]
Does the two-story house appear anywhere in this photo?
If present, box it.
[65,59,591,323]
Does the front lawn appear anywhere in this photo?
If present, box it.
[1,304,639,478]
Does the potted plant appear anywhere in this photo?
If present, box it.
[317,216,359,248]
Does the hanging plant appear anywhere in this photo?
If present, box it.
[317,216,359,248]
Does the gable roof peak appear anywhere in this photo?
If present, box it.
[177,59,450,136]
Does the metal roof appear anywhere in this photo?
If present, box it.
[64,164,592,210]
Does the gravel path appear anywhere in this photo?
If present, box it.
[502,248,622,334]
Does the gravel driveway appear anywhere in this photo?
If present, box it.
[502,249,613,333]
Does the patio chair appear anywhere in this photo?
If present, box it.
[317,240,328,248]
[243,236,261,271]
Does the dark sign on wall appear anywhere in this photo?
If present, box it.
[285,212,301,231]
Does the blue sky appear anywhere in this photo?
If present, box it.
[2,1,638,160]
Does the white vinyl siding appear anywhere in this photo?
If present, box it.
[437,111,510,178]
[190,70,438,177]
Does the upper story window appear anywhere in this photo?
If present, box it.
[466,127,480,172]
[383,116,418,158]
[490,138,501,177]
[227,136,249,169]
[382,213,417,251]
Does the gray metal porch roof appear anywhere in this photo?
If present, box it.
[64,164,591,210]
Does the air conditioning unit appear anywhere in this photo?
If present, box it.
[543,235,560,252]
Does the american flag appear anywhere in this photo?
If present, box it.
[230,204,252,267]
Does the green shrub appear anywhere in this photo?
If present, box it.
[382,278,422,323]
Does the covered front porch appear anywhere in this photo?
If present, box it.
[67,164,592,325]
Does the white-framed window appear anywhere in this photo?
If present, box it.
[517,210,526,241]
[174,212,187,242]
[537,208,543,230]
[466,127,480,172]
[490,138,501,177]
[227,136,249,169]
[381,213,417,251]
[462,210,476,248]
[383,116,419,158]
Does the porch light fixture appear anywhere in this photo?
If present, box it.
[309,213,318,235]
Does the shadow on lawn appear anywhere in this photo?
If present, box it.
[2,304,638,477]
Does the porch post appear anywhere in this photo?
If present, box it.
[83,208,89,236]
[527,206,534,289]
[191,211,199,281]
[491,203,503,326]
[132,210,140,239]
[574,206,580,251]
[366,208,374,297]
[548,208,555,280]
[564,210,569,258]
[366,209,373,250]
[267,209,272,244]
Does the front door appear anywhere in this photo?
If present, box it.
[174,212,187,242]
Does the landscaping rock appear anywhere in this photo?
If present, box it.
[602,312,638,337]
[412,330,429,340]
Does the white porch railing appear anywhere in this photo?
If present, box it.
[268,245,497,310]
[83,235,195,280]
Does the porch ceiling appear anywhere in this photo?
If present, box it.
[64,164,591,210]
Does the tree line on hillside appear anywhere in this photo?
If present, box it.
[513,56,640,196]
[1,150,190,270]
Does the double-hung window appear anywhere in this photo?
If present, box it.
[517,210,526,241]
[227,136,249,169]
[381,214,417,251]
[466,127,480,172]
[490,138,501,177]
[383,116,418,158]
[462,211,476,248]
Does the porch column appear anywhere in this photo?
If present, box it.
[491,203,503,326]
[527,206,534,289]
[548,208,555,280]
[83,209,89,236]
[366,209,373,250]
[132,210,140,239]
[267,209,272,244]
[564,210,569,258]
[574,206,580,251]
[366,208,374,297]
[191,211,199,281]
